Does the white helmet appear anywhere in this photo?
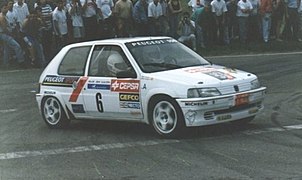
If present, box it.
[107,53,127,76]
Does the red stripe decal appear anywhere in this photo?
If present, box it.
[69,77,88,102]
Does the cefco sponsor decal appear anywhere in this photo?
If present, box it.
[111,80,140,93]
[119,93,139,102]
[42,75,79,87]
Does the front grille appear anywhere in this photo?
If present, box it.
[214,102,261,115]
[204,112,215,120]
[203,102,262,120]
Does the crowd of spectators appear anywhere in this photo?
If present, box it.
[0,0,302,68]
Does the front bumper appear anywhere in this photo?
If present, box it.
[176,87,266,127]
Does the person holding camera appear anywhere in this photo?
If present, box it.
[178,12,197,51]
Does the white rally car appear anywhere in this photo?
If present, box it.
[36,37,266,137]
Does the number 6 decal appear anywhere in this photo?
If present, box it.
[96,93,103,112]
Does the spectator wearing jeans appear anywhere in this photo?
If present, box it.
[0,2,25,68]
[22,9,46,67]
[260,0,273,43]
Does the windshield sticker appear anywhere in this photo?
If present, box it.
[88,84,110,90]
[42,75,79,87]
[184,67,235,80]
[111,80,140,93]
[129,39,177,47]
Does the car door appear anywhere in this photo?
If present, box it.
[56,45,92,118]
[83,45,143,120]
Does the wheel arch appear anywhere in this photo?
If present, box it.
[41,95,73,120]
[146,94,182,124]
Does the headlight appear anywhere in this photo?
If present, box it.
[251,79,260,89]
[187,88,221,98]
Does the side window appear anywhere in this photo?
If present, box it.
[88,45,133,77]
[58,46,91,76]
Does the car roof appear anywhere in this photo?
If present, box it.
[66,36,172,48]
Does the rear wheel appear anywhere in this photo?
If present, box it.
[41,97,70,128]
[149,96,184,137]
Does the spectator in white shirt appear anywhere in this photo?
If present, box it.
[148,0,163,35]
[211,0,228,44]
[13,0,29,28]
[53,0,68,51]
[236,0,253,43]
[96,0,114,39]
[69,0,85,42]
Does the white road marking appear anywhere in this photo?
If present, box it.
[0,139,180,160]
[0,124,302,161]
[0,109,17,113]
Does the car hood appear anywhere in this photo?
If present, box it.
[150,65,255,86]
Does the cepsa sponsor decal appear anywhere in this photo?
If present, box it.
[111,80,140,93]
[42,75,79,87]
[119,93,139,102]
[184,67,235,80]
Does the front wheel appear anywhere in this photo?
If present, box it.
[41,97,70,128]
[149,96,184,138]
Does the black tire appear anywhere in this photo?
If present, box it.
[149,96,184,138]
[41,96,70,128]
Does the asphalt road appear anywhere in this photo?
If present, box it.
[0,52,302,180]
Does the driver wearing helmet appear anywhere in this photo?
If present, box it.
[107,53,129,76]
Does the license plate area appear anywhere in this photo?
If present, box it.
[235,93,249,106]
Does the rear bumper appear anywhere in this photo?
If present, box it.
[176,87,266,127]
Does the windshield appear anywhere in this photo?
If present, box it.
[126,38,210,73]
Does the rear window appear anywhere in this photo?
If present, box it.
[58,46,91,76]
